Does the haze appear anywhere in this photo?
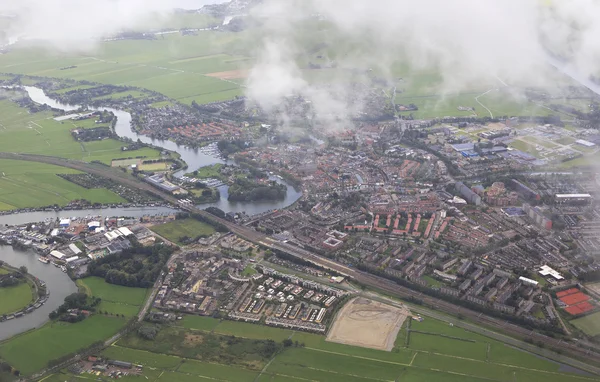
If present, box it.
[2,0,600,128]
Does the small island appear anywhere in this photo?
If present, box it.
[187,163,287,202]
[228,178,287,202]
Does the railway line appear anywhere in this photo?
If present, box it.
[4,152,600,373]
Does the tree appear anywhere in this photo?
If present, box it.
[282,339,293,347]
[18,266,27,274]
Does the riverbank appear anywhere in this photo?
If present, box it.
[0,263,47,321]
[0,201,174,217]
[0,246,78,341]
[22,85,303,216]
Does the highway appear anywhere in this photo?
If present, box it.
[6,153,600,374]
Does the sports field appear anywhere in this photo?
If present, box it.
[0,282,33,315]
[77,276,148,317]
[571,312,600,336]
[327,297,409,351]
[0,159,125,210]
[85,315,596,382]
[0,315,125,375]
[150,218,216,245]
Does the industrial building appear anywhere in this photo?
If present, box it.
[555,194,592,205]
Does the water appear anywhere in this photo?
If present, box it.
[0,206,178,226]
[21,87,303,216]
[0,245,78,341]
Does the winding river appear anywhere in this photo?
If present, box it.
[23,86,302,216]
[0,246,78,341]
[5,55,596,342]
[0,87,301,338]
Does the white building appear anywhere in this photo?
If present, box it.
[539,265,564,281]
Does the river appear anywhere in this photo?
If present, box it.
[22,86,302,216]
[0,87,301,337]
[0,206,178,226]
[0,246,78,341]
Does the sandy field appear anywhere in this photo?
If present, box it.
[206,69,249,80]
[585,282,600,296]
[327,297,409,351]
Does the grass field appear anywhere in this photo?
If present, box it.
[0,315,125,375]
[150,218,216,245]
[77,276,148,306]
[0,159,126,210]
[77,276,147,318]
[0,99,161,164]
[0,94,163,210]
[0,282,33,315]
[98,314,599,382]
[571,312,600,336]
[187,163,224,179]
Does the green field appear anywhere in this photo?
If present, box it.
[170,314,593,381]
[0,94,164,210]
[571,312,600,336]
[0,159,125,210]
[187,163,224,179]
[0,315,125,375]
[150,218,216,245]
[0,282,33,315]
[0,99,161,164]
[93,314,600,382]
[77,276,148,308]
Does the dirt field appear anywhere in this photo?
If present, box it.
[585,282,600,297]
[327,297,409,351]
[206,70,248,80]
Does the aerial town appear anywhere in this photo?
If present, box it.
[4,0,600,380]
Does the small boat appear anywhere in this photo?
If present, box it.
[38,257,49,264]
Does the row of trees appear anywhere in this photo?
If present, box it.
[48,292,101,322]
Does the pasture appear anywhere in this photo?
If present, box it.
[0,99,161,164]
[0,159,125,210]
[0,282,33,315]
[0,315,125,375]
[150,218,216,245]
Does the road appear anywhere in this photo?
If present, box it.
[6,153,600,374]
[475,88,496,118]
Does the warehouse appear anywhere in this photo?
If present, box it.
[555,193,592,205]
[50,250,66,260]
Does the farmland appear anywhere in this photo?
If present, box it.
[77,315,598,382]
[0,94,163,209]
[0,28,577,116]
[0,278,147,375]
[0,282,33,315]
[0,99,160,164]
[0,159,125,210]
[0,315,125,375]
[150,218,216,245]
